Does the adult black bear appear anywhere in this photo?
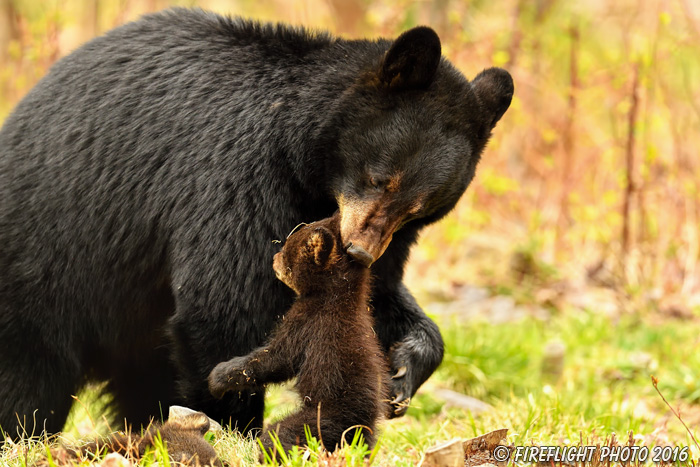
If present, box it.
[209,213,387,454]
[0,8,513,438]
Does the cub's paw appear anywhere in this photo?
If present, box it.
[208,357,256,399]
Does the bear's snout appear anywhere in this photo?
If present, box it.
[338,197,403,267]
[346,243,374,267]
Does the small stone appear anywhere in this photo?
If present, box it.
[541,339,566,381]
[433,388,493,415]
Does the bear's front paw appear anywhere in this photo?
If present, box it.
[387,359,413,418]
[386,341,432,418]
[385,320,444,418]
[208,357,256,399]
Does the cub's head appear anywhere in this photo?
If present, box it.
[273,213,348,295]
[156,413,221,467]
[326,26,514,267]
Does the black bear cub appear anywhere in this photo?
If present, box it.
[39,412,221,466]
[209,212,387,454]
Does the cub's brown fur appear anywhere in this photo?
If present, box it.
[209,213,388,454]
[39,413,221,466]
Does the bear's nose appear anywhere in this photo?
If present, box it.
[346,243,374,267]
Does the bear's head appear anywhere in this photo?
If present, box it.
[273,213,358,295]
[324,27,514,267]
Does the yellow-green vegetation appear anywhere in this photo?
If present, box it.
[1,0,699,465]
[1,309,699,465]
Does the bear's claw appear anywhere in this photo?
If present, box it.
[387,364,413,418]
[392,366,407,379]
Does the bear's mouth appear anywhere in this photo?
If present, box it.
[338,196,404,267]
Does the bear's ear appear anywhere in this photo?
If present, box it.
[378,26,441,92]
[470,67,514,129]
[305,227,336,266]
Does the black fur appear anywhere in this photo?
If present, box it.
[0,8,513,438]
[209,213,387,454]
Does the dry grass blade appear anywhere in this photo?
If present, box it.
[651,375,700,453]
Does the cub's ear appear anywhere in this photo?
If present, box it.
[471,67,514,129]
[167,413,211,435]
[379,26,441,91]
[305,227,336,266]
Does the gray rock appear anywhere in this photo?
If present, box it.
[433,388,493,415]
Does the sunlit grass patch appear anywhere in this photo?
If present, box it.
[2,310,698,466]
[378,309,699,464]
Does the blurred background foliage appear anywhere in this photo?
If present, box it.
[2,2,700,461]
[1,0,700,308]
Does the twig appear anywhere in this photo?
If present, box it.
[316,401,325,451]
[505,0,525,69]
[621,62,640,279]
[71,394,96,432]
[555,23,579,256]
[651,375,700,452]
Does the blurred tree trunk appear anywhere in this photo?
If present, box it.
[427,0,449,37]
[507,0,555,69]
[621,63,640,280]
[86,0,100,39]
[327,0,366,37]
[505,0,524,69]
[555,24,579,255]
[0,0,20,63]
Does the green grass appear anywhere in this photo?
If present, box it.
[2,309,698,466]
[378,310,700,461]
